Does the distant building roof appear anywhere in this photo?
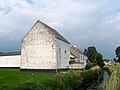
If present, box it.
[37,20,70,44]
[70,45,84,58]
[0,52,21,56]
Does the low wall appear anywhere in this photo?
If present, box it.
[70,63,84,69]
[0,55,21,67]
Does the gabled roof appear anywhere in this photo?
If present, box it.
[70,45,84,58]
[37,20,70,44]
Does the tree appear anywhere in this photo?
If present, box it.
[83,49,88,56]
[84,46,97,63]
[84,46,104,67]
[96,53,105,67]
[113,58,117,62]
[115,46,120,62]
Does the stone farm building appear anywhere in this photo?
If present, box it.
[20,20,70,71]
[0,20,88,71]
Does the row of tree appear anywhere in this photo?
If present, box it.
[84,46,120,67]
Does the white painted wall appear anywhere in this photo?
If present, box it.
[0,55,20,67]
[56,39,70,69]
[70,63,84,69]
[21,22,56,69]
[79,54,87,68]
[21,21,70,70]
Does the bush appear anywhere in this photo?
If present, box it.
[85,63,97,70]
[103,66,113,75]
[43,66,103,90]
[69,60,76,64]
[100,65,120,90]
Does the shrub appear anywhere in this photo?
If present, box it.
[65,71,83,90]
[100,65,120,90]
[85,63,97,70]
[43,66,103,90]
[103,66,113,75]
[69,60,76,64]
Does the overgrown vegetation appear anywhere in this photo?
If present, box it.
[100,65,120,90]
[85,63,97,70]
[69,60,76,64]
[0,66,103,90]
[14,66,103,90]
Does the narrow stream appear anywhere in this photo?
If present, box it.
[88,71,109,90]
[98,71,109,88]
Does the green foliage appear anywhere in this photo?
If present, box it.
[43,66,103,90]
[69,60,76,64]
[96,53,105,67]
[0,68,103,90]
[84,46,104,67]
[0,68,54,89]
[83,49,88,56]
[87,47,97,62]
[85,63,97,70]
[100,65,120,90]
[115,46,120,62]
[103,66,113,75]
[13,82,38,90]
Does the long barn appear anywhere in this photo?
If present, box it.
[20,20,70,72]
[0,52,20,68]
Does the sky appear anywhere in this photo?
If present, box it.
[0,0,120,59]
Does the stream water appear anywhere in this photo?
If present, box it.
[98,71,109,88]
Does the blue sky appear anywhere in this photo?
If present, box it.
[0,0,120,59]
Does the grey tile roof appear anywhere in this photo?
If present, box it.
[37,20,70,44]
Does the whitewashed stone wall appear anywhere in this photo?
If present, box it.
[56,39,70,69]
[70,63,84,69]
[21,22,56,69]
[79,54,87,68]
[0,55,20,67]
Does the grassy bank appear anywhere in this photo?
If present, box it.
[100,65,120,90]
[0,66,103,90]
[42,66,103,90]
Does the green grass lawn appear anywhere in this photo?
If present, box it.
[0,68,55,89]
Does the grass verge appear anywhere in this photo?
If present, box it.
[99,65,120,90]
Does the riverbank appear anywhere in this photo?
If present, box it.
[14,66,103,90]
[99,65,120,90]
[0,66,103,90]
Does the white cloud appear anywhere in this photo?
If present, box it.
[0,0,120,58]
[48,22,64,29]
